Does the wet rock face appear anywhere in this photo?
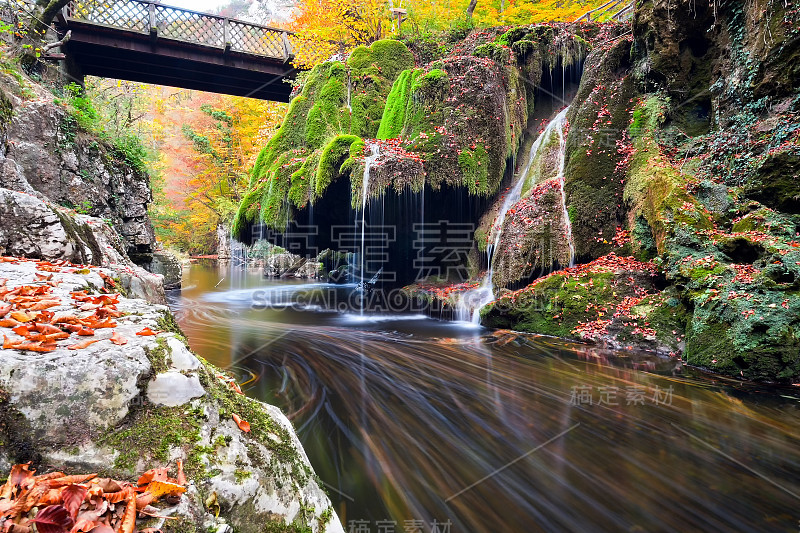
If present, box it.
[0,89,155,258]
[140,251,184,290]
[0,187,166,303]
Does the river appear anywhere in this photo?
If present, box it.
[168,260,800,533]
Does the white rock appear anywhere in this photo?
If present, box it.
[166,336,201,371]
[147,371,206,407]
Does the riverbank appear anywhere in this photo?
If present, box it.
[0,256,343,533]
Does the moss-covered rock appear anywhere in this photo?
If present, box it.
[482,254,685,354]
[744,151,800,214]
[233,41,414,235]
[564,37,637,262]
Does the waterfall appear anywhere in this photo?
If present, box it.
[455,108,571,323]
[358,142,381,313]
[553,114,576,267]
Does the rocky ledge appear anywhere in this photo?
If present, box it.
[0,257,343,533]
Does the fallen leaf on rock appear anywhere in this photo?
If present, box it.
[0,303,11,318]
[118,490,136,533]
[135,327,161,336]
[0,318,21,328]
[10,311,35,323]
[26,300,61,311]
[31,504,74,533]
[232,414,251,433]
[144,480,186,500]
[175,460,186,487]
[109,331,127,345]
[76,328,95,337]
[137,468,168,487]
[61,484,88,520]
[67,339,100,351]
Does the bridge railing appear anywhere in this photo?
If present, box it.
[63,0,300,61]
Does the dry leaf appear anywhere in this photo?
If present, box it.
[32,505,74,533]
[135,327,160,336]
[136,468,168,487]
[109,331,127,346]
[232,414,251,433]
[62,485,88,520]
[67,339,101,351]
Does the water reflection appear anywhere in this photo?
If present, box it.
[170,261,800,532]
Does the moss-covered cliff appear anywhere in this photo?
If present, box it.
[484,0,800,382]
[233,27,591,240]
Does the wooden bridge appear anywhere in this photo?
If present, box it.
[55,0,333,101]
[576,0,634,22]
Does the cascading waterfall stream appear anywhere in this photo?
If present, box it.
[457,107,571,323]
[554,115,576,268]
[359,142,381,314]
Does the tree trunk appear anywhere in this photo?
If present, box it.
[466,0,478,20]
[31,0,70,40]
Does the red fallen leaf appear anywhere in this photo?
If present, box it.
[26,332,70,343]
[3,335,21,349]
[137,468,168,487]
[32,504,74,533]
[0,302,11,318]
[46,474,97,488]
[0,318,21,328]
[27,300,61,311]
[119,490,137,533]
[94,307,122,319]
[35,323,65,335]
[81,319,116,329]
[12,324,35,336]
[232,414,251,433]
[76,328,95,336]
[109,331,128,345]
[67,339,100,350]
[135,327,161,336]
[62,484,88,520]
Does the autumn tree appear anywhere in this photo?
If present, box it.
[290,0,391,68]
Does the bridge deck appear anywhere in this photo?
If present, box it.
[57,0,330,101]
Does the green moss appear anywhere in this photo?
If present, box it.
[156,310,188,344]
[315,134,360,196]
[144,337,171,375]
[197,361,311,487]
[624,135,713,254]
[234,468,252,483]
[563,39,636,261]
[377,69,421,140]
[100,404,203,473]
[482,270,617,338]
[233,41,413,235]
[474,42,512,64]
[459,145,490,195]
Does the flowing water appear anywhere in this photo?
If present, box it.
[360,142,381,291]
[457,108,572,323]
[171,262,800,533]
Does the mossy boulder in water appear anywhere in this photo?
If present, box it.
[233,40,414,234]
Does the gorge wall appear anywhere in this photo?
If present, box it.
[236,1,800,382]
